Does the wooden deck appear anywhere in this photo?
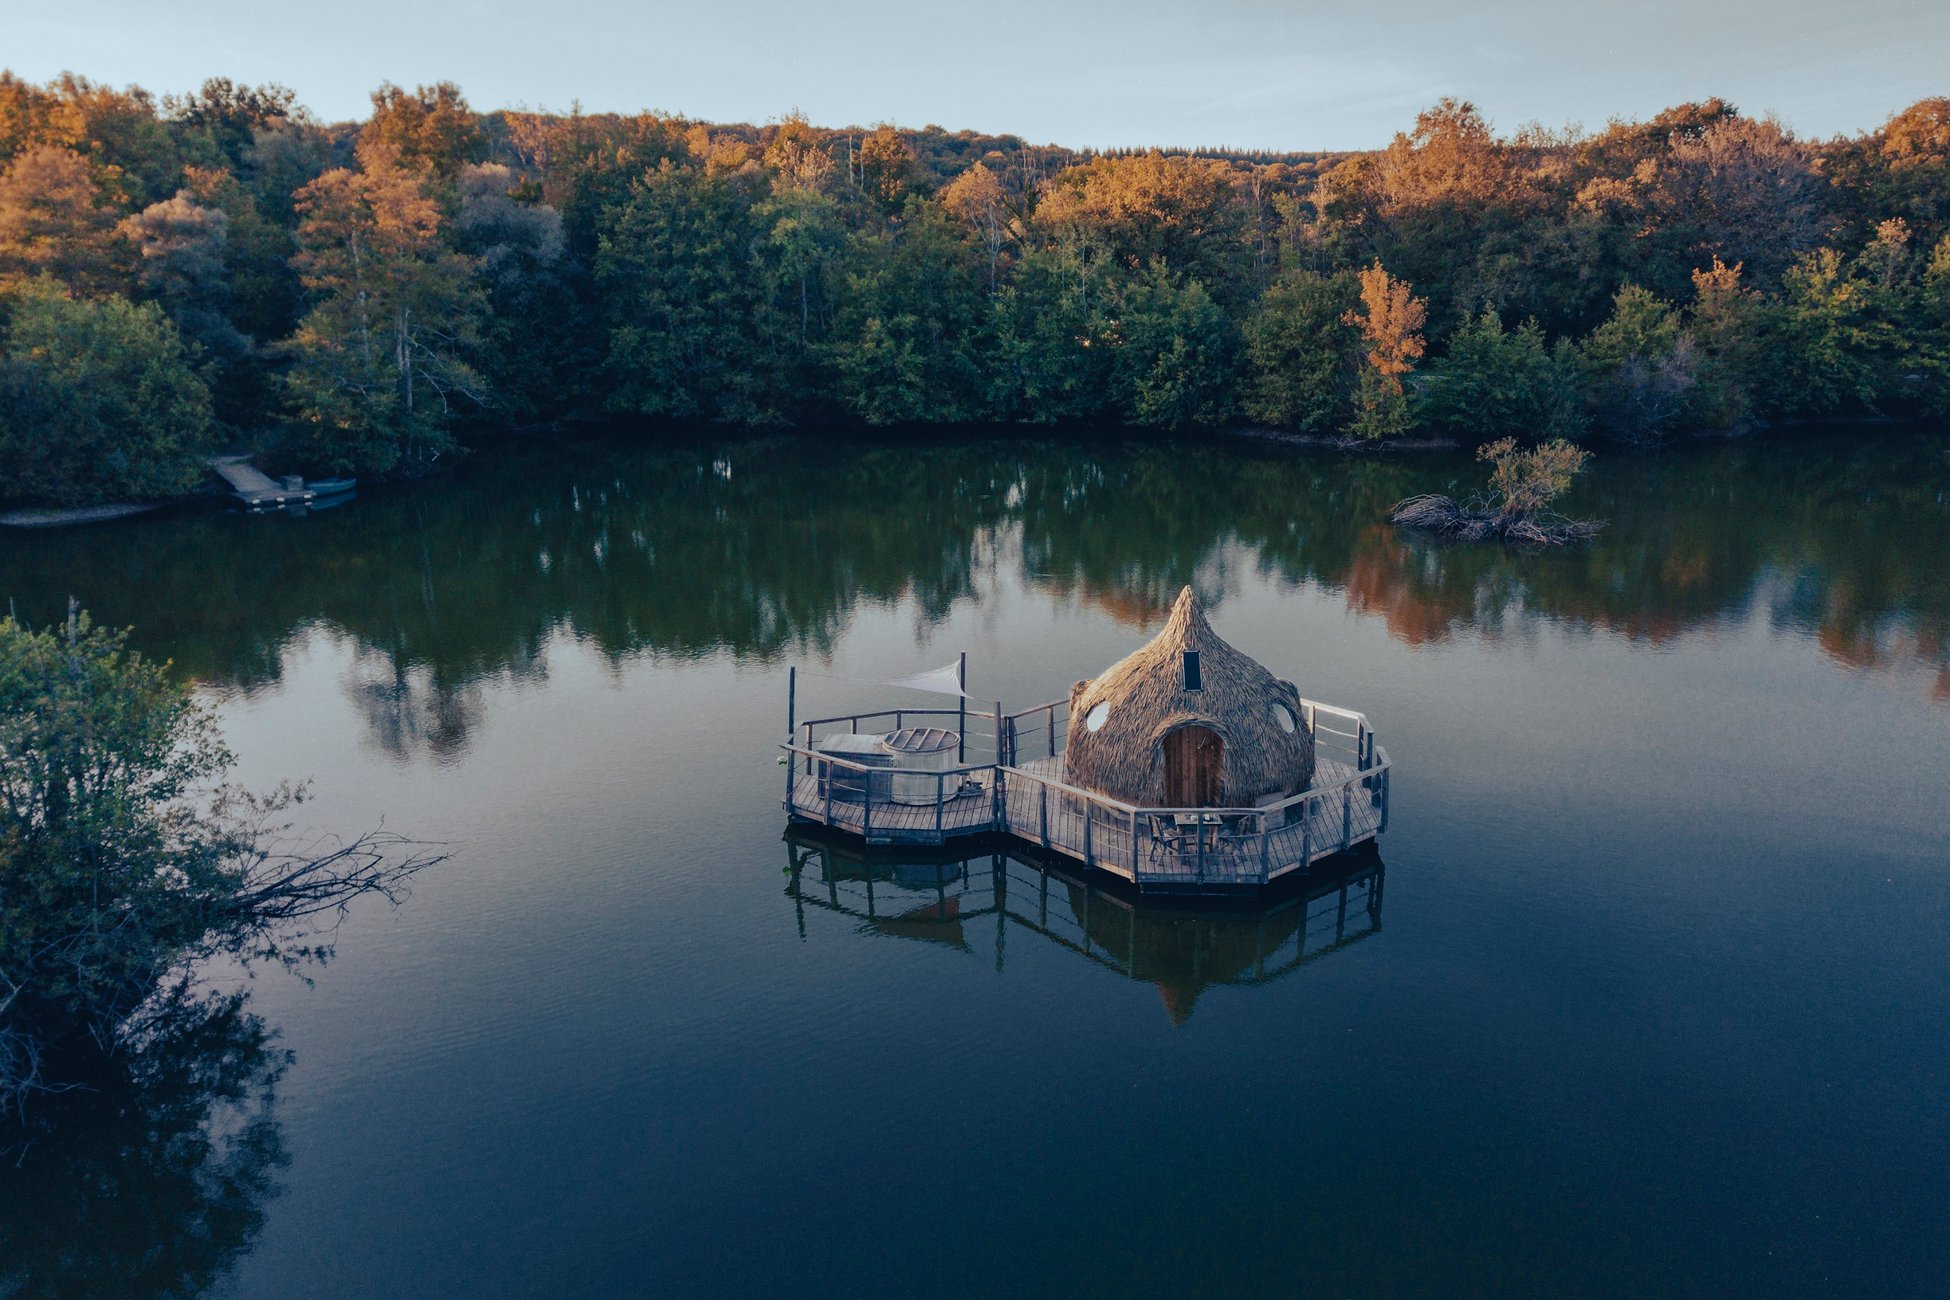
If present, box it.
[782,696,1389,892]
[787,770,996,843]
[212,457,315,508]
[1000,756,1386,888]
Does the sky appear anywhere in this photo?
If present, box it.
[5,0,1945,149]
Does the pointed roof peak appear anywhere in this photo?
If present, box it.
[1162,584,1214,644]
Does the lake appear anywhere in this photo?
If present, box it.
[3,429,1948,1298]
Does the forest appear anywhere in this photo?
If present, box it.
[0,72,1946,504]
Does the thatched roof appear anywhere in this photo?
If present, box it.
[1064,586,1314,807]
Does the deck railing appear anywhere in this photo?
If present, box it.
[783,698,1388,887]
[994,746,1388,887]
[1001,697,1070,766]
[782,742,1000,840]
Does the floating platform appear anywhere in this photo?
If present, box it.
[782,695,1389,893]
[781,591,1391,893]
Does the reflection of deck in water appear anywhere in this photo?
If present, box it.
[784,834,1384,1024]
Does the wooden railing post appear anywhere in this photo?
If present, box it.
[1039,784,1050,850]
[1046,706,1055,760]
[1300,796,1311,867]
[862,772,873,840]
[1130,810,1140,880]
[1259,815,1271,882]
[935,771,944,835]
[1341,784,1352,852]
[785,666,797,806]
[823,758,833,826]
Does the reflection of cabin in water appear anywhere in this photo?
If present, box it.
[782,586,1389,892]
[783,833,1384,1024]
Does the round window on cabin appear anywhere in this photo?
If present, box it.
[1084,702,1110,732]
[1273,702,1298,734]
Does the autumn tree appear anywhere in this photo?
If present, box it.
[282,143,486,474]
[1033,152,1250,305]
[854,125,920,215]
[119,191,244,364]
[1654,116,1827,290]
[941,161,1013,292]
[361,82,485,185]
[0,145,126,294]
[1345,262,1426,439]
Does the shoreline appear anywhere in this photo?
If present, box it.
[5,414,1941,528]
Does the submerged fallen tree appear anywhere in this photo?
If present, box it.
[1390,437,1604,545]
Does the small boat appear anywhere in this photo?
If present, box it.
[305,476,357,496]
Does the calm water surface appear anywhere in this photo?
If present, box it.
[3,431,1949,1298]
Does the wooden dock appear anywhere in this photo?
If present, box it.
[211,457,314,509]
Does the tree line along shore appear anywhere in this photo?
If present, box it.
[0,74,1946,507]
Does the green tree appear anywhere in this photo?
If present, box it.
[1241,268,1358,433]
[597,160,773,423]
[1578,285,1694,442]
[163,77,301,173]
[1423,307,1583,441]
[456,163,586,426]
[1104,261,1236,430]
[1685,257,1764,429]
[118,190,245,364]
[990,241,1115,423]
[831,200,991,424]
[0,610,439,1106]
[0,286,213,504]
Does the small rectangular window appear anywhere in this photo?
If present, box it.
[1182,650,1202,692]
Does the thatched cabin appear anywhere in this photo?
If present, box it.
[1065,586,1315,808]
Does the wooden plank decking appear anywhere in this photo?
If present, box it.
[1001,756,1384,887]
[211,456,314,508]
[787,753,1385,886]
[787,770,996,843]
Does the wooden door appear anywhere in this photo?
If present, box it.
[1163,726,1224,806]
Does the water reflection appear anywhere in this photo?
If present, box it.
[2,430,1944,761]
[783,833,1384,1025]
[0,989,286,1300]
